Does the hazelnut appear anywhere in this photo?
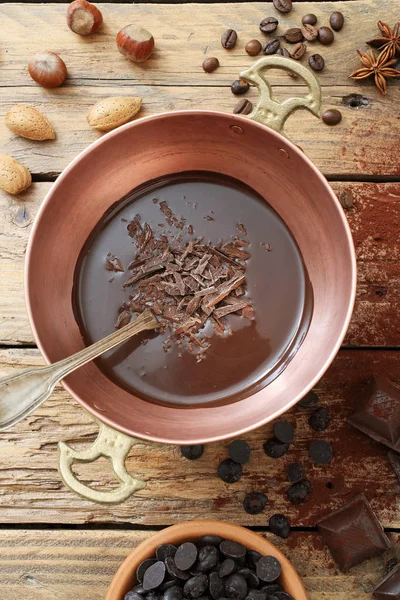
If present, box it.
[66,0,103,35]
[116,25,154,63]
[28,52,67,88]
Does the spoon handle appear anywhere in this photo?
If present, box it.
[0,310,158,431]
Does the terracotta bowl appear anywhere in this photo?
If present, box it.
[106,520,308,600]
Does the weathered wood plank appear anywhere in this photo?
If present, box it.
[0,529,398,599]
[0,348,398,526]
[0,182,398,346]
[0,3,399,177]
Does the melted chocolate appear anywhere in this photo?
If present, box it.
[73,172,313,407]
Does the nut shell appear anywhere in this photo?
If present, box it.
[28,52,67,88]
[6,105,55,141]
[0,153,32,195]
[87,96,142,131]
[116,25,154,62]
[66,0,103,35]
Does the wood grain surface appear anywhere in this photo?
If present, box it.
[0,529,399,600]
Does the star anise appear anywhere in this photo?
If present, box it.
[367,21,400,62]
[349,48,400,95]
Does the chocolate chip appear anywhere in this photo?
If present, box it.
[196,545,219,572]
[273,421,294,444]
[207,571,224,599]
[165,557,191,581]
[260,584,283,595]
[330,11,344,32]
[132,585,146,595]
[246,551,262,569]
[256,556,281,583]
[237,568,259,588]
[125,592,144,600]
[298,390,319,408]
[243,492,268,515]
[220,540,246,560]
[246,591,266,600]
[184,574,209,599]
[219,558,236,578]
[229,440,251,464]
[221,29,238,49]
[199,535,225,546]
[137,559,158,583]
[309,440,333,464]
[156,545,177,562]
[143,561,166,591]
[274,593,294,600]
[269,514,291,539]
[245,39,262,56]
[272,0,292,14]
[259,17,279,33]
[175,543,198,571]
[231,80,250,95]
[287,462,304,483]
[302,14,317,25]
[162,586,184,600]
[263,438,290,458]
[309,406,330,431]
[203,57,220,73]
[233,99,253,115]
[180,445,204,460]
[322,109,342,126]
[318,26,334,45]
[225,574,248,599]
[218,458,243,483]
[262,39,280,55]
[309,54,325,72]
[287,481,310,504]
[161,581,179,592]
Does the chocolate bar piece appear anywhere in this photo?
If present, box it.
[388,451,400,484]
[318,494,391,572]
[348,376,400,451]
[373,563,400,599]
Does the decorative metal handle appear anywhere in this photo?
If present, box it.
[58,419,146,504]
[240,56,322,134]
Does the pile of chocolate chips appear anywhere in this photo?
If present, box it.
[124,536,294,600]
[110,199,254,359]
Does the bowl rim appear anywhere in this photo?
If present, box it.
[25,110,356,444]
[105,520,308,600]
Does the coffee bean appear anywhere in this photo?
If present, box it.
[243,492,268,515]
[196,545,219,572]
[322,109,342,126]
[219,558,236,578]
[277,48,290,58]
[299,390,320,407]
[203,57,219,73]
[209,572,224,600]
[199,535,224,546]
[162,586,184,600]
[221,29,238,49]
[318,26,334,45]
[309,406,330,431]
[175,542,198,571]
[233,99,253,115]
[287,481,310,504]
[301,24,318,41]
[330,11,344,31]
[165,557,191,580]
[273,421,294,444]
[309,54,325,71]
[137,559,158,583]
[245,39,262,56]
[143,562,166,591]
[287,462,304,483]
[309,440,333,464]
[284,27,303,43]
[263,438,290,458]
[262,39,280,55]
[259,17,278,33]
[269,514,291,539]
[272,0,292,14]
[184,574,208,599]
[256,556,281,583]
[218,458,243,483]
[246,551,261,570]
[180,445,204,460]
[246,590,266,600]
[220,540,246,560]
[157,545,177,562]
[231,79,250,95]
[229,440,251,464]
[290,42,306,60]
[302,13,317,26]
[225,574,248,599]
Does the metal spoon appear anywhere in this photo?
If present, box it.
[0,309,158,432]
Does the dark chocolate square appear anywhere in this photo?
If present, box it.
[388,451,400,484]
[348,376,400,451]
[318,494,391,572]
[373,563,400,599]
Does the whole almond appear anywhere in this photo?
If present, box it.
[0,153,32,195]
[5,105,55,141]
[87,96,142,131]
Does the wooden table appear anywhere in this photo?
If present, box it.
[0,1,399,598]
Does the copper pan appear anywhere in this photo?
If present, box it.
[25,57,356,504]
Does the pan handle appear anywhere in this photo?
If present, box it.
[58,418,146,504]
[240,56,322,135]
